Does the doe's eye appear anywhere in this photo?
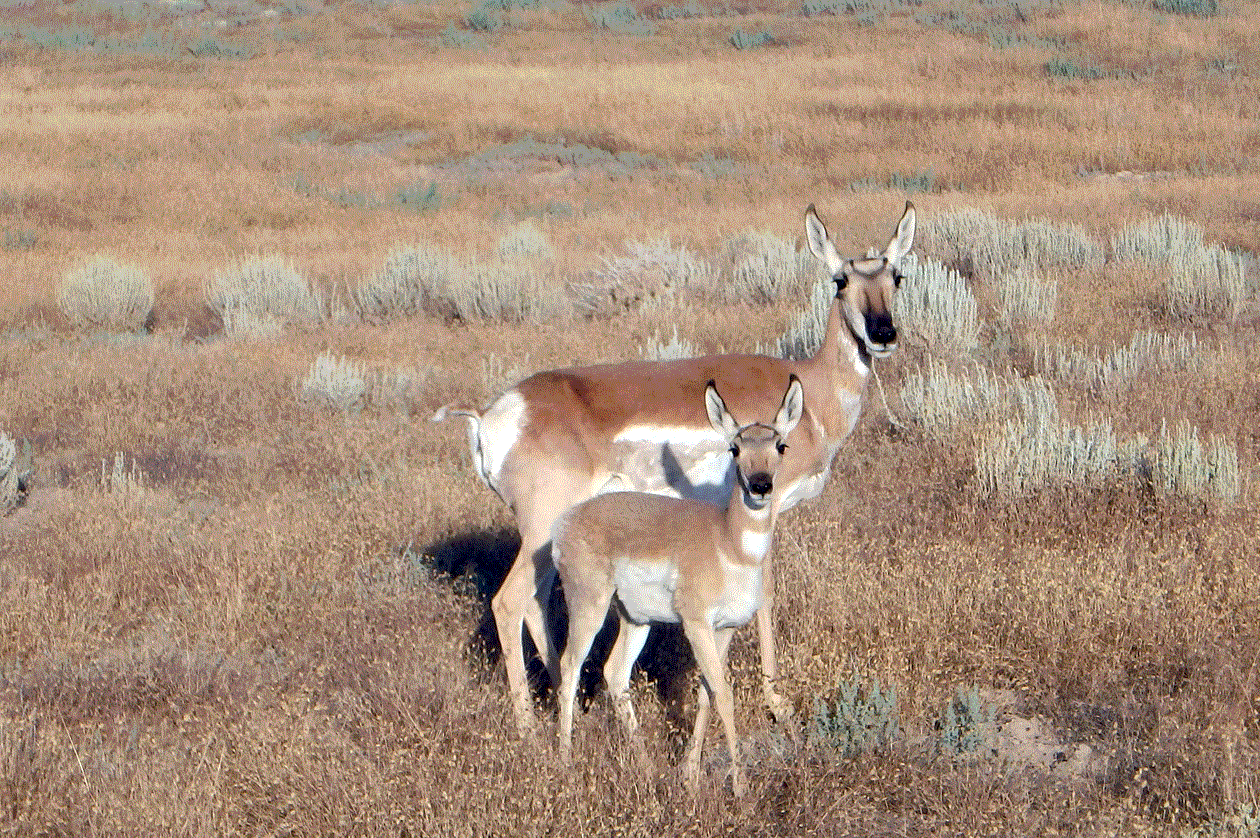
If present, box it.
[833,273,848,290]
[892,271,903,288]
[729,445,740,457]
[776,442,788,455]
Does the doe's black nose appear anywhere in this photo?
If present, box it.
[747,475,773,496]
[869,323,897,345]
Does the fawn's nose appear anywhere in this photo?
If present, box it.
[747,474,773,497]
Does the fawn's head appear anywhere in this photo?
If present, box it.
[705,375,804,509]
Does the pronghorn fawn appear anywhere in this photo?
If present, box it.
[435,202,914,733]
[551,376,804,798]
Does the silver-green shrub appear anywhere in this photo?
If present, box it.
[495,220,555,264]
[300,351,367,412]
[1154,419,1240,503]
[357,246,455,321]
[367,367,425,413]
[1012,219,1103,274]
[938,686,997,757]
[1111,214,1248,320]
[892,255,981,355]
[1037,329,1205,393]
[583,1,656,33]
[58,256,154,333]
[640,326,697,360]
[207,256,322,336]
[808,674,900,759]
[901,360,1058,438]
[722,230,819,305]
[997,265,1057,330]
[596,236,719,309]
[975,417,1118,497]
[446,257,566,322]
[776,277,832,360]
[923,208,1102,281]
[1,431,28,514]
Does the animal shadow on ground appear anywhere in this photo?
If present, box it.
[420,528,698,727]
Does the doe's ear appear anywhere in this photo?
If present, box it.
[773,375,804,438]
[705,380,741,440]
[805,204,841,272]
[883,201,916,265]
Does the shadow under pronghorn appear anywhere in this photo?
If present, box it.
[419,515,701,733]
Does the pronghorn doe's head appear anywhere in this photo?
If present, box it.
[705,374,804,509]
[805,202,916,360]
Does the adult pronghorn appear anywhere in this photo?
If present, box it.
[554,376,804,797]
[436,201,915,732]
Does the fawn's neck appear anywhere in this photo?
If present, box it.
[724,478,777,564]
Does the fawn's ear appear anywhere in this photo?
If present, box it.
[705,380,740,440]
[773,375,804,438]
[883,201,916,266]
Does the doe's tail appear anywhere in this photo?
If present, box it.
[431,403,492,487]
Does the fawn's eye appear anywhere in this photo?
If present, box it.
[729,445,740,457]
[833,273,848,290]
[892,271,903,288]
[776,442,788,455]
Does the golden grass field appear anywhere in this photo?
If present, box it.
[2,0,1259,833]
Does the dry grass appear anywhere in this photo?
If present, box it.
[2,0,1259,834]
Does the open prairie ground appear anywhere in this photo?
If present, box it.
[2,0,1260,833]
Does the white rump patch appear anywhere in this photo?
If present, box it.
[476,390,527,488]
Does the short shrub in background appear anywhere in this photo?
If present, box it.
[58,256,154,333]
[892,255,982,355]
[300,351,367,412]
[357,246,455,321]
[206,256,323,337]
[1,431,30,514]
[1111,214,1249,321]
[808,673,900,759]
[494,220,556,264]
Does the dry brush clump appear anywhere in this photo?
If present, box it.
[891,254,982,355]
[922,208,1103,283]
[205,256,324,337]
[1036,329,1208,395]
[358,241,569,324]
[1110,214,1251,321]
[1,430,30,513]
[57,257,154,333]
[593,235,721,311]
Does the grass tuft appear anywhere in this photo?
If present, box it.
[892,255,982,355]
[639,326,697,360]
[808,673,900,759]
[206,256,322,336]
[729,28,775,49]
[300,351,367,412]
[1112,215,1248,320]
[57,257,154,333]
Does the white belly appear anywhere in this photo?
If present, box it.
[613,558,681,625]
[705,556,764,630]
